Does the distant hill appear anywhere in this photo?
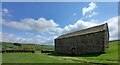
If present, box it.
[1,42,54,51]
[109,40,120,42]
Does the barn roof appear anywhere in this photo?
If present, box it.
[56,23,108,39]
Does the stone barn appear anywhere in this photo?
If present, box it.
[55,23,109,55]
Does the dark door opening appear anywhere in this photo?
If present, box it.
[71,47,75,55]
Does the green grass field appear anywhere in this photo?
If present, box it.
[2,42,54,51]
[2,41,119,64]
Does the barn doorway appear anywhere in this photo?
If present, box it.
[71,47,75,55]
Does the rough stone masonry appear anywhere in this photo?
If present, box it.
[55,23,109,55]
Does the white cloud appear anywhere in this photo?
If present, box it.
[34,35,58,45]
[88,12,98,18]
[1,32,20,43]
[2,8,12,17]
[3,8,9,14]
[104,16,119,40]
[82,2,97,16]
[1,3,118,45]
[2,18,62,34]
[61,19,98,34]
[82,2,98,20]
[3,21,31,30]
[1,32,36,44]
[1,16,119,45]
[1,32,58,45]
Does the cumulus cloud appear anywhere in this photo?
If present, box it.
[88,12,98,18]
[2,18,62,34]
[3,8,9,14]
[1,32,57,45]
[1,16,119,45]
[34,35,58,45]
[1,7,118,44]
[82,2,98,20]
[2,8,12,17]
[1,32,29,43]
[1,3,118,45]
[104,16,119,40]
[61,19,98,34]
[3,20,31,30]
[82,2,97,16]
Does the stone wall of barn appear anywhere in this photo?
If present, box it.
[55,31,107,55]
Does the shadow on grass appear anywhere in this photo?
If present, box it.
[47,52,102,57]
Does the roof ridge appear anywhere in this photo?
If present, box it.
[56,23,107,39]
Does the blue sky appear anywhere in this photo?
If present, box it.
[3,2,117,25]
[1,2,118,45]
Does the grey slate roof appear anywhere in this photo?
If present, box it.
[56,23,107,39]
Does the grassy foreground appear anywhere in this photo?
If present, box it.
[2,41,119,64]
[2,53,70,63]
